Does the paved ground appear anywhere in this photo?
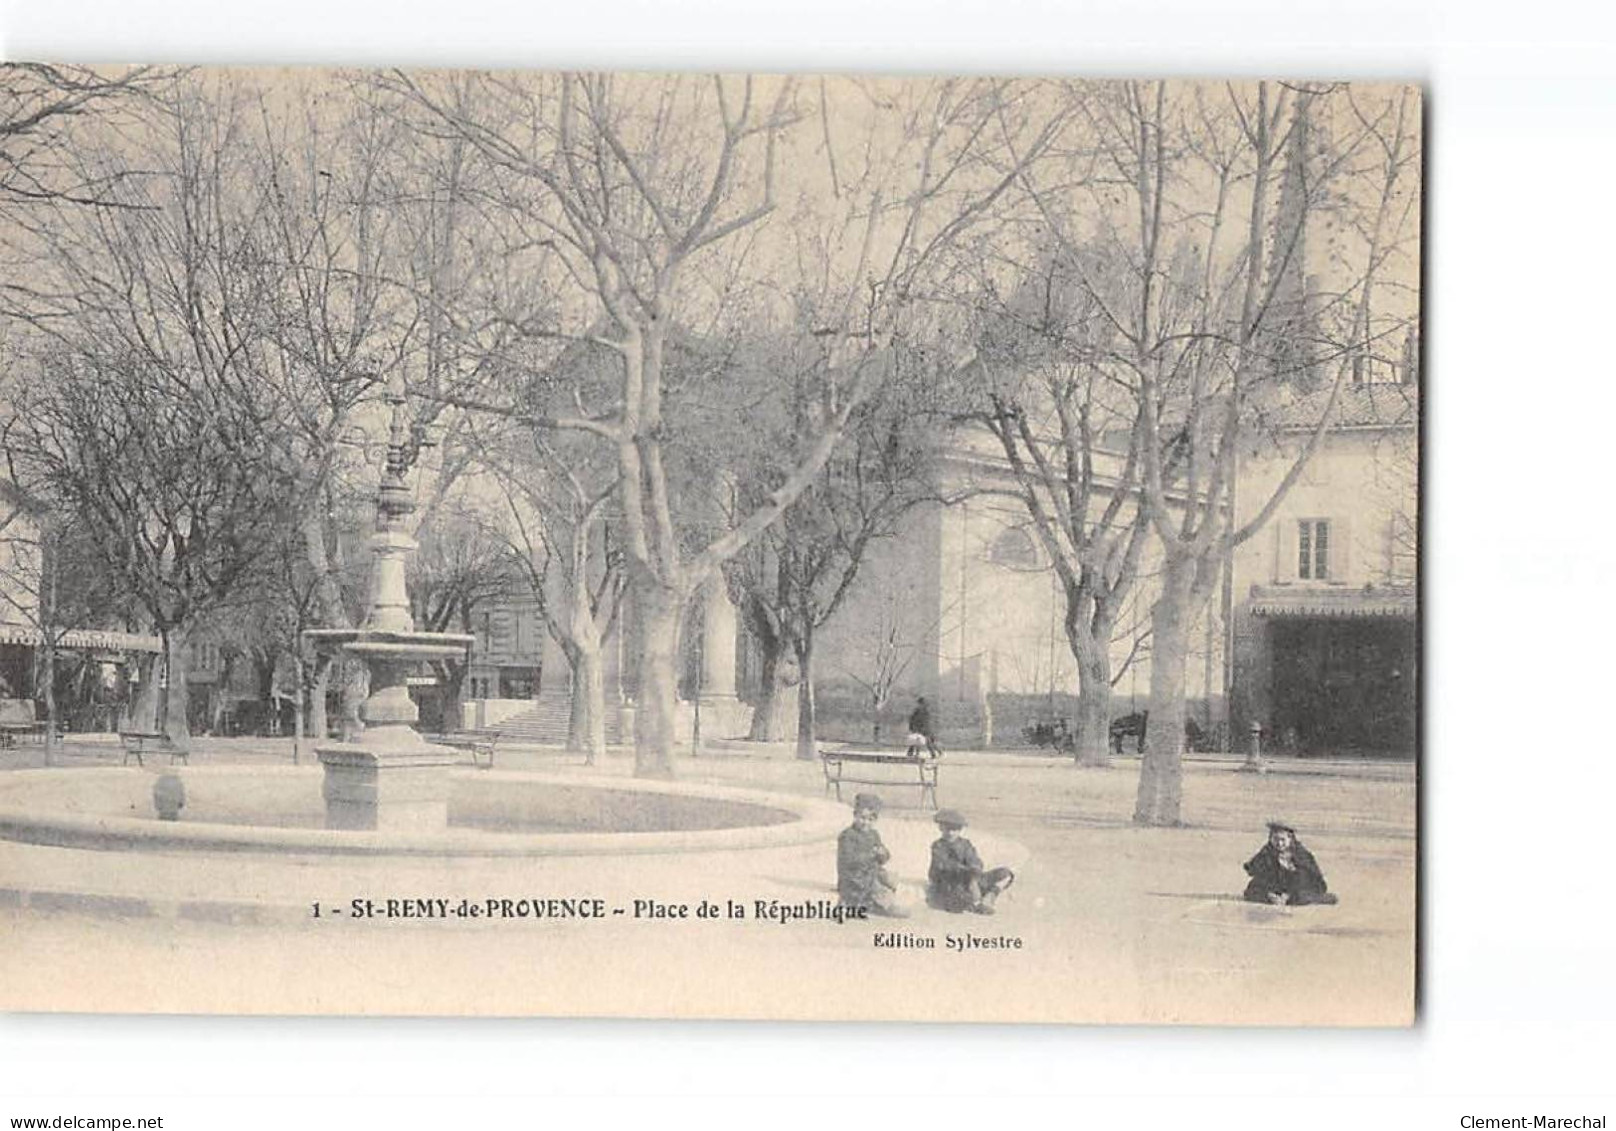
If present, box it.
[0,736,1415,1025]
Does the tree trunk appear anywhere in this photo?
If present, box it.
[255,653,277,717]
[747,635,787,741]
[129,653,161,734]
[41,634,58,767]
[1073,651,1114,769]
[302,506,364,741]
[1134,557,1195,826]
[292,651,306,764]
[160,626,191,744]
[209,653,238,736]
[633,586,681,779]
[433,659,467,737]
[794,631,817,761]
[310,654,332,740]
[1066,611,1115,767]
[567,640,606,765]
[42,549,60,765]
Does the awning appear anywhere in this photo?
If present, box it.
[0,624,164,652]
[1248,586,1416,619]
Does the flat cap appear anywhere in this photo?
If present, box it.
[853,792,884,812]
[1266,820,1297,834]
[934,809,968,829]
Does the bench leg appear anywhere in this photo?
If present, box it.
[123,748,143,767]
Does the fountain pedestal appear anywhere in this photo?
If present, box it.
[308,639,474,833]
[304,376,475,834]
[318,745,459,833]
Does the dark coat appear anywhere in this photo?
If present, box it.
[838,823,895,907]
[1242,841,1333,905]
[908,701,933,737]
[928,835,984,912]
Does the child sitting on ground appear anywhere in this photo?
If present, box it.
[927,809,1014,915]
[837,793,907,917]
[1242,820,1339,906]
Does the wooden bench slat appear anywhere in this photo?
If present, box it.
[819,749,940,809]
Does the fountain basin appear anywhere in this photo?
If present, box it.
[0,767,846,858]
[301,628,475,662]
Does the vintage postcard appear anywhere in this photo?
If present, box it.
[0,66,1419,1023]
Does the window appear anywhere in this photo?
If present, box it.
[1298,519,1330,581]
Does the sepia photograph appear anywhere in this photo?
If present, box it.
[0,64,1423,1025]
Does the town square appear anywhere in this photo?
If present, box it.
[0,65,1418,1025]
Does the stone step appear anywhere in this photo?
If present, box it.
[488,694,622,745]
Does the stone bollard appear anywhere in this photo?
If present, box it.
[153,772,186,821]
[1239,720,1268,774]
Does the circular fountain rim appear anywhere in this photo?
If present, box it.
[0,766,848,858]
[301,627,476,661]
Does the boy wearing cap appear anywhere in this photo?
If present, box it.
[837,793,907,917]
[1242,821,1338,906]
[927,809,1014,915]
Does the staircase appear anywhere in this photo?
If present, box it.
[486,690,623,746]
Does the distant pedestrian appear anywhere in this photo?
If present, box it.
[905,696,942,758]
[837,793,907,917]
[927,809,1014,915]
[1242,821,1338,906]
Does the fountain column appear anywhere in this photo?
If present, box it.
[307,377,474,833]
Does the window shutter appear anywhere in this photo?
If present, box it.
[1276,519,1298,583]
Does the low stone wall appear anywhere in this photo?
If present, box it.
[0,767,845,857]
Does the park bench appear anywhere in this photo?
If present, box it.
[819,748,940,810]
[0,698,45,748]
[437,730,498,769]
[120,729,189,766]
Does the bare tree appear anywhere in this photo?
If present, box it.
[482,430,625,763]
[1059,81,1420,824]
[387,73,1057,776]
[835,590,962,746]
[729,353,939,758]
[2,75,318,743]
[963,232,1167,767]
[0,64,167,214]
[409,506,521,733]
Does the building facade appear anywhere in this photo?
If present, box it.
[1228,380,1418,755]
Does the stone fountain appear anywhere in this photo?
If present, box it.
[304,377,474,832]
[0,374,853,887]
